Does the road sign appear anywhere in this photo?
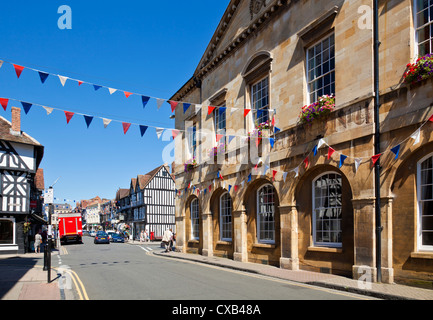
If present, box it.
[45,188,54,204]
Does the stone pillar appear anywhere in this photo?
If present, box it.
[351,197,377,282]
[233,208,248,262]
[201,212,213,257]
[380,196,394,284]
[279,204,299,270]
[175,215,186,253]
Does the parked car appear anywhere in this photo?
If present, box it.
[110,233,125,243]
[90,230,97,237]
[94,231,110,244]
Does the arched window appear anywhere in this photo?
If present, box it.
[220,192,232,241]
[417,154,433,251]
[257,184,275,244]
[191,198,200,240]
[313,173,343,247]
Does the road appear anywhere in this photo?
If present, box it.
[57,236,374,302]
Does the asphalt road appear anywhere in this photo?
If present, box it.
[58,236,373,302]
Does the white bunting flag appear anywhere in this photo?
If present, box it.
[102,118,112,128]
[43,106,53,115]
[293,167,299,178]
[411,128,421,145]
[195,104,202,113]
[355,158,362,173]
[157,99,165,110]
[108,88,117,95]
[58,75,68,87]
[156,127,164,139]
[318,138,326,149]
[283,172,288,183]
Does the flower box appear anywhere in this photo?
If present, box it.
[404,54,433,85]
[184,158,197,173]
[300,94,335,125]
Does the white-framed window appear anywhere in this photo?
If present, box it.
[417,153,433,251]
[188,125,197,160]
[307,33,335,104]
[0,218,15,246]
[220,192,232,241]
[251,76,270,125]
[214,104,226,145]
[415,0,433,56]
[191,198,200,240]
[257,184,275,244]
[312,173,343,248]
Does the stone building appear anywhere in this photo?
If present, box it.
[171,0,433,287]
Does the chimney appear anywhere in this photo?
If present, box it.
[11,107,21,135]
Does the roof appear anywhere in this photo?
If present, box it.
[116,188,130,201]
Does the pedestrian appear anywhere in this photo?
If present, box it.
[144,230,149,242]
[140,230,144,243]
[162,229,173,252]
[34,232,42,254]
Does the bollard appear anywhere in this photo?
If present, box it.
[43,243,48,271]
[47,239,52,283]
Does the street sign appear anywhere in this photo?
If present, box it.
[45,188,54,204]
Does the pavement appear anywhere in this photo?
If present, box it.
[1,241,433,300]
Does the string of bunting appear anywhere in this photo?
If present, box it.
[177,112,433,198]
[0,58,275,116]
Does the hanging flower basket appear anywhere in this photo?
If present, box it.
[404,54,433,85]
[299,94,335,125]
[184,158,197,173]
[209,142,227,159]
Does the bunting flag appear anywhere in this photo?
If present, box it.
[228,135,236,144]
[156,127,164,139]
[172,129,180,140]
[304,156,309,169]
[234,185,239,192]
[274,127,281,134]
[78,81,83,86]
[84,115,94,128]
[58,75,68,87]
[372,154,382,166]
[124,91,133,99]
[283,171,288,182]
[228,185,232,192]
[293,167,299,178]
[256,137,262,147]
[209,185,212,192]
[216,134,224,142]
[65,111,74,124]
[122,122,131,135]
[0,98,9,111]
[156,99,165,110]
[272,115,276,127]
[183,103,191,114]
[355,158,362,172]
[142,96,150,109]
[140,125,148,137]
[38,72,49,84]
[0,61,3,69]
[219,107,227,115]
[272,170,277,181]
[208,106,216,115]
[21,102,32,115]
[93,85,102,91]
[429,114,433,122]
[411,128,421,145]
[244,109,251,117]
[328,147,335,160]
[13,64,24,78]
[270,138,275,149]
[313,145,318,156]
[169,101,178,113]
[108,88,117,95]
[339,155,348,168]
[247,173,252,183]
[102,118,112,128]
[317,138,326,149]
[391,145,401,160]
[43,106,53,115]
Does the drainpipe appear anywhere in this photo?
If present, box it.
[373,0,382,283]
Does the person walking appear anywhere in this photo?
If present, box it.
[140,230,144,244]
[162,229,173,253]
[34,232,42,254]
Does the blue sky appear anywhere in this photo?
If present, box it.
[0,0,230,203]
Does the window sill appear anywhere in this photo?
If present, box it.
[253,243,276,249]
[410,251,433,260]
[216,240,232,246]
[188,239,199,244]
[308,246,342,253]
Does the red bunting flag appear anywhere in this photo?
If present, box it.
[172,129,180,139]
[78,81,83,86]
[0,98,9,111]
[256,137,262,147]
[13,64,24,78]
[234,185,239,192]
[244,109,251,117]
[64,111,74,124]
[272,170,277,181]
[372,154,382,167]
[272,115,275,127]
[124,91,133,99]
[169,101,178,113]
[122,122,131,135]
[209,185,212,192]
[328,147,335,160]
[429,114,433,122]
[304,156,309,169]
[208,106,216,115]
[216,134,224,142]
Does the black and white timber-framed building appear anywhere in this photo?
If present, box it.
[117,165,176,240]
[0,107,44,254]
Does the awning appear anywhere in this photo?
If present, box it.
[30,213,48,225]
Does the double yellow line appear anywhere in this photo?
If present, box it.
[64,268,89,301]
